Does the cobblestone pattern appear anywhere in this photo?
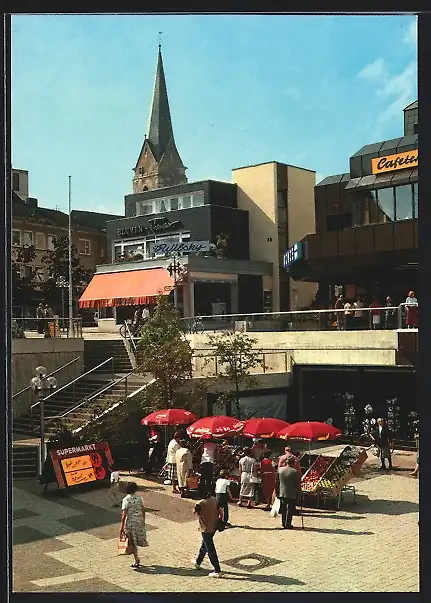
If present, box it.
[12,453,419,593]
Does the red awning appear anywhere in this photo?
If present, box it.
[79,268,174,309]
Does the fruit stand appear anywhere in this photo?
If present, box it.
[300,446,368,508]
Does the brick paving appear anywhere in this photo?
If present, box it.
[12,450,419,593]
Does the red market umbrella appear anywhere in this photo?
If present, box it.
[277,421,342,442]
[277,421,342,466]
[242,417,291,439]
[187,416,244,439]
[141,409,199,426]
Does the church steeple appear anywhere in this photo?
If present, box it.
[133,45,187,193]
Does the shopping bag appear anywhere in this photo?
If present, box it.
[117,535,132,555]
[186,474,199,490]
[270,497,280,517]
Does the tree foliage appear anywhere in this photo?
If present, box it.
[12,245,37,306]
[41,236,92,307]
[206,331,265,419]
[136,296,193,408]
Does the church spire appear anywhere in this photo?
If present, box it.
[146,44,175,162]
[132,45,187,193]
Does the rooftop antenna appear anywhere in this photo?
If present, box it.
[158,31,162,50]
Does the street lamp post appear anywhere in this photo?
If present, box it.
[30,366,57,472]
[56,276,69,329]
[167,255,186,311]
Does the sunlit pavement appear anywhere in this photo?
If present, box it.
[12,448,419,593]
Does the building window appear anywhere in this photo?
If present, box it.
[78,239,91,255]
[21,265,33,279]
[376,188,395,222]
[413,183,418,218]
[192,192,204,207]
[326,213,352,231]
[413,123,418,135]
[35,232,45,250]
[180,195,191,209]
[34,266,45,283]
[12,230,21,247]
[23,231,33,246]
[138,201,154,216]
[12,172,20,191]
[156,198,169,213]
[47,234,55,250]
[395,184,413,221]
[170,197,179,211]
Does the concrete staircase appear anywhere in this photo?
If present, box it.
[84,339,133,373]
[12,445,39,479]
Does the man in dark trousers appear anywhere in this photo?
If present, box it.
[193,492,224,578]
[373,417,394,470]
[275,455,301,529]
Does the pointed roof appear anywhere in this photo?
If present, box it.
[146,46,175,162]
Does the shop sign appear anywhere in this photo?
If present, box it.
[118,217,184,238]
[283,242,303,268]
[154,240,211,255]
[263,290,272,312]
[49,442,113,489]
[371,149,418,175]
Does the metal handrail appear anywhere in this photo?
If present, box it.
[30,356,114,410]
[51,369,136,420]
[124,321,137,354]
[12,356,81,399]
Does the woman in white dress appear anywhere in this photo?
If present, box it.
[165,432,181,493]
[238,448,258,508]
[176,440,193,497]
[120,482,148,569]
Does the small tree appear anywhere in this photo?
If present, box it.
[41,236,92,308]
[136,296,193,408]
[207,331,265,419]
[12,245,37,307]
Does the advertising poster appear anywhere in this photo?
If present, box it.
[49,442,113,489]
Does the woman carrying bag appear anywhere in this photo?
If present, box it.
[120,482,148,569]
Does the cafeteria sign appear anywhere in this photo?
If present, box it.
[154,240,211,255]
[371,149,418,175]
[50,442,113,489]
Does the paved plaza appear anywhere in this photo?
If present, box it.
[12,447,419,593]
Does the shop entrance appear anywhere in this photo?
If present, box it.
[193,282,232,317]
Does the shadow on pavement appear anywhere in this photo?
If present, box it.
[349,496,418,516]
[300,526,374,536]
[134,565,306,586]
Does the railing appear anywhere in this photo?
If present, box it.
[124,320,137,355]
[28,356,115,431]
[180,304,418,334]
[192,349,292,377]
[13,317,83,338]
[12,356,81,400]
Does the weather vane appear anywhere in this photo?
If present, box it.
[158,31,162,49]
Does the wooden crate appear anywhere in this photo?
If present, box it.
[351,449,368,476]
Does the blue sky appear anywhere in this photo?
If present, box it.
[12,14,417,215]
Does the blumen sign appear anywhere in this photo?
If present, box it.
[154,240,211,255]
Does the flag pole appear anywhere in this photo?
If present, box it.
[68,176,73,335]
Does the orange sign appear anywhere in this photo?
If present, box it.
[64,467,97,487]
[61,455,93,473]
[371,150,418,174]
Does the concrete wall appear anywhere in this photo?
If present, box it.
[187,330,399,374]
[12,339,85,418]
[286,165,318,310]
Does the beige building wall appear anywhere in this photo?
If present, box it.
[232,163,279,311]
[286,165,318,310]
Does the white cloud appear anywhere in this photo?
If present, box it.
[403,18,417,47]
[357,58,386,82]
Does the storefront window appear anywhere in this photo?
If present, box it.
[376,188,395,222]
[413,183,418,218]
[395,185,413,221]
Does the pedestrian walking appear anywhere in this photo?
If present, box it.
[353,297,364,329]
[275,456,301,529]
[259,450,276,510]
[193,493,224,578]
[36,303,45,335]
[165,432,181,493]
[370,298,382,330]
[215,470,234,527]
[372,418,394,471]
[405,291,418,329]
[237,447,258,508]
[109,463,121,507]
[176,440,193,498]
[120,482,148,569]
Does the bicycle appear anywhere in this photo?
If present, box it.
[188,317,205,334]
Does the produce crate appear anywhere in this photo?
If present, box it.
[317,458,354,497]
[300,455,337,493]
[338,445,368,477]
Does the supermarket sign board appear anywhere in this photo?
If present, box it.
[50,442,113,489]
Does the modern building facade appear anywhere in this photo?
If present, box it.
[79,48,318,321]
[288,101,418,306]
